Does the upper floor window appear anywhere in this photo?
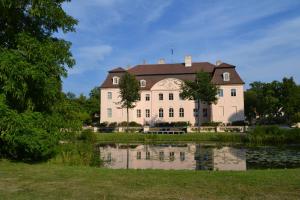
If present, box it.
[193,108,198,117]
[179,108,184,117]
[169,93,174,100]
[112,76,120,85]
[223,72,230,81]
[107,108,112,118]
[140,80,146,87]
[145,109,150,118]
[159,108,164,118]
[231,89,237,97]
[137,93,141,101]
[179,93,184,100]
[145,94,150,101]
[137,109,141,118]
[159,93,163,101]
[218,89,223,97]
[107,92,112,99]
[169,108,174,117]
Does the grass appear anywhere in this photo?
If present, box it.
[0,160,300,200]
[96,132,246,144]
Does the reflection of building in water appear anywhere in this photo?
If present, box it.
[213,147,246,171]
[99,144,246,171]
[100,144,197,170]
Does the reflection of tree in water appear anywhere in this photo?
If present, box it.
[195,144,213,170]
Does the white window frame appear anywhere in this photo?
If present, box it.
[112,76,120,85]
[145,109,150,118]
[137,109,141,118]
[159,108,164,118]
[169,108,174,118]
[145,94,150,101]
[218,89,223,97]
[107,92,112,100]
[169,93,174,100]
[231,88,237,97]
[179,108,184,117]
[223,72,230,81]
[140,80,146,87]
[107,108,112,118]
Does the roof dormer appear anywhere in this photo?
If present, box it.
[112,76,120,85]
[223,72,230,81]
[140,80,146,87]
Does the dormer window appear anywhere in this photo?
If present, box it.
[223,72,230,81]
[140,80,146,87]
[112,76,119,85]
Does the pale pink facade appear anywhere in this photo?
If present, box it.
[100,58,245,125]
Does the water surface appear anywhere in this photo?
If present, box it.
[98,143,300,171]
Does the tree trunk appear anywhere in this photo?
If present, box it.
[197,99,201,132]
[126,107,129,133]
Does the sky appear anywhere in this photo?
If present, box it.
[59,0,300,96]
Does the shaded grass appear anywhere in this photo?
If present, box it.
[0,160,300,200]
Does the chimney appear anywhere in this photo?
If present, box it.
[158,58,165,64]
[184,55,192,67]
[216,60,222,66]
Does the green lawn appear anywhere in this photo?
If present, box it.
[1,160,300,200]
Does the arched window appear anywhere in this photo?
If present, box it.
[223,72,230,81]
[159,108,164,118]
[169,108,174,117]
[112,76,120,85]
[140,80,146,87]
[179,108,184,117]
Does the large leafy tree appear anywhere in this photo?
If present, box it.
[180,71,218,129]
[0,0,78,161]
[118,72,140,132]
[0,0,77,112]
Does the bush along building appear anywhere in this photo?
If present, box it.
[100,56,245,127]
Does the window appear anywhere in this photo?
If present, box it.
[159,151,164,161]
[107,153,112,162]
[112,76,119,85]
[137,93,141,101]
[169,108,174,117]
[203,108,208,117]
[231,89,237,96]
[107,108,112,118]
[145,94,150,101]
[223,72,230,81]
[145,109,150,118]
[137,152,141,160]
[140,80,146,87]
[159,93,163,100]
[218,89,223,97]
[179,94,184,100]
[137,109,141,118]
[146,152,150,160]
[179,108,184,117]
[107,92,112,99]
[169,152,175,161]
[159,108,164,118]
[193,108,198,117]
[180,152,185,161]
[169,93,174,100]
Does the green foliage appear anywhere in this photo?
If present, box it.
[248,126,300,144]
[201,121,222,127]
[155,121,191,127]
[245,78,300,125]
[180,71,218,126]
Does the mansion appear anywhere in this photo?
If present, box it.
[100,56,245,126]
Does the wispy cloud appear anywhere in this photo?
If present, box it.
[144,0,172,24]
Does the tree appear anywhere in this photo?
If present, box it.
[180,71,218,130]
[0,0,77,113]
[118,72,140,132]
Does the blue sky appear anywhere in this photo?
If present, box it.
[59,0,300,96]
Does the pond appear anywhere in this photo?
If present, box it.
[98,143,300,171]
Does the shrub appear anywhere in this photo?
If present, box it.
[108,122,117,127]
[231,120,247,126]
[77,130,96,143]
[201,121,222,127]
[128,121,142,127]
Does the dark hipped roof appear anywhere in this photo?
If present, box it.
[100,62,244,89]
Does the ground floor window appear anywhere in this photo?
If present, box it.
[137,151,141,160]
[107,108,112,118]
[146,152,150,160]
[169,108,174,117]
[203,108,208,117]
[169,152,175,161]
[159,108,164,118]
[193,108,198,117]
[146,109,150,118]
[137,109,141,118]
[159,151,164,160]
[179,108,184,117]
[180,152,185,161]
